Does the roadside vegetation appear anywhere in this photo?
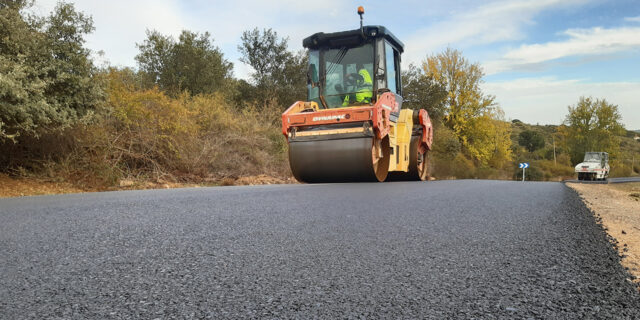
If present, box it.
[1,1,637,194]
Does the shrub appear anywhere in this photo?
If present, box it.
[56,69,291,187]
[513,165,542,181]
[535,159,574,181]
[610,160,633,178]
[518,130,545,152]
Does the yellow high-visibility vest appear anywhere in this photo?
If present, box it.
[343,69,373,106]
[358,69,372,86]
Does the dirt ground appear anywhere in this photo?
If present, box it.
[0,174,85,198]
[567,182,640,283]
[0,174,294,198]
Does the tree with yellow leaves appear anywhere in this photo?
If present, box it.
[423,48,511,167]
[558,96,625,164]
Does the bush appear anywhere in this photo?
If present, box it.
[535,160,574,181]
[610,160,633,178]
[513,165,542,181]
[3,68,291,189]
[475,166,504,180]
[68,70,290,184]
[432,126,460,159]
[432,153,476,179]
[518,130,545,152]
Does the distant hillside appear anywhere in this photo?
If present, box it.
[509,120,639,180]
[511,121,639,152]
[626,130,640,138]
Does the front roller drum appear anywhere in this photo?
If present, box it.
[288,137,390,183]
[386,136,430,181]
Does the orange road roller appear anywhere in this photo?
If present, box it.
[282,7,433,183]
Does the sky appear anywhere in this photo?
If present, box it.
[30,0,640,129]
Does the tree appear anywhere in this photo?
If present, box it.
[518,130,545,152]
[401,64,447,123]
[423,48,511,166]
[559,96,625,164]
[238,28,307,107]
[0,1,104,141]
[136,30,233,97]
[135,30,172,89]
[0,0,29,10]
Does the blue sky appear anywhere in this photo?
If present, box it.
[32,0,640,129]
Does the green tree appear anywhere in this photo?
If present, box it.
[423,48,511,166]
[401,64,447,123]
[0,0,29,10]
[559,96,625,164]
[518,130,545,152]
[136,30,232,97]
[0,1,103,141]
[238,28,307,107]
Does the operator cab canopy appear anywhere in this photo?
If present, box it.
[303,26,405,108]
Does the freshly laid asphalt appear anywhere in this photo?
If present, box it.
[1,180,639,319]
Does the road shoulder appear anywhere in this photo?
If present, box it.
[0,173,294,198]
[567,182,640,285]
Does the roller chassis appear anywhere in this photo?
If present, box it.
[282,92,433,183]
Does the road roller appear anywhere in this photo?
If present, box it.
[281,7,433,183]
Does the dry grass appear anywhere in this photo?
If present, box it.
[0,173,295,198]
[0,174,84,198]
[609,182,640,194]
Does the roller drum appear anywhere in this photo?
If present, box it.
[288,137,389,183]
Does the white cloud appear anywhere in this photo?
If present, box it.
[625,16,640,22]
[183,0,349,79]
[29,0,595,79]
[484,27,640,74]
[482,78,640,128]
[28,0,350,78]
[30,0,187,68]
[402,0,588,65]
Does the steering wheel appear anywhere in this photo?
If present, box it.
[345,73,363,86]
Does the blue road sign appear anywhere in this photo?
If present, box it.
[519,163,529,169]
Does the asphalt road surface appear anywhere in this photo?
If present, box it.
[1,180,639,319]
